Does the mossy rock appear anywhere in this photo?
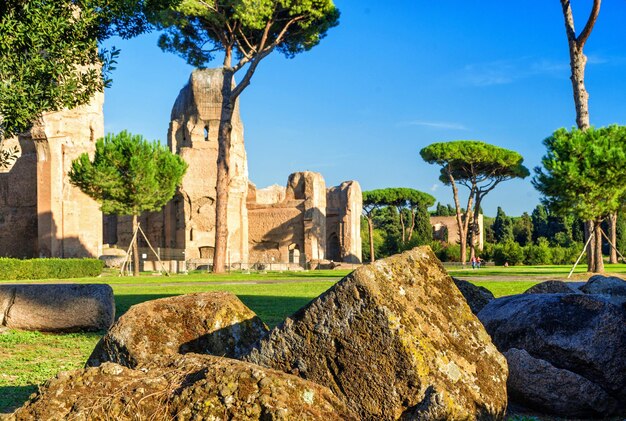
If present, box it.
[245,247,508,420]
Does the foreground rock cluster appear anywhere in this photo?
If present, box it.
[9,247,510,420]
[478,276,626,418]
[11,354,355,421]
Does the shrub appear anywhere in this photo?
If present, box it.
[479,242,495,262]
[524,238,552,265]
[493,241,524,266]
[430,242,461,262]
[0,258,103,280]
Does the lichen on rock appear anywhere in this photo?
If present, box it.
[244,246,508,420]
[87,291,268,368]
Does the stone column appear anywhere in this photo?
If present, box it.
[31,92,104,258]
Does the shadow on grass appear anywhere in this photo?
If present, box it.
[115,294,315,328]
[0,385,37,414]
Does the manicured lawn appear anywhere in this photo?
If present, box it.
[0,269,354,285]
[446,262,626,278]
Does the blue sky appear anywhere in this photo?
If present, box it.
[102,1,626,217]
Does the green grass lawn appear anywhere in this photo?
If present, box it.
[0,264,604,414]
[446,262,626,278]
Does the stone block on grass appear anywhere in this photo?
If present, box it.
[0,284,114,332]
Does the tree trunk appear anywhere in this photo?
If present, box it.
[608,212,618,264]
[447,171,472,265]
[469,196,482,260]
[399,209,406,244]
[132,214,139,277]
[592,220,604,273]
[213,68,236,274]
[560,0,600,131]
[585,220,595,270]
[407,209,416,242]
[567,43,590,130]
[367,216,375,263]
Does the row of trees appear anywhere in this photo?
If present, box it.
[362,188,435,262]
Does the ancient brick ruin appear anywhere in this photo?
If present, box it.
[0,94,104,258]
[0,69,362,266]
[105,69,363,268]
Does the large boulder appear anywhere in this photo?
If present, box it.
[9,354,357,420]
[452,277,495,314]
[523,280,577,295]
[0,284,114,332]
[244,247,508,420]
[579,274,626,308]
[87,292,268,368]
[504,348,619,417]
[478,293,626,417]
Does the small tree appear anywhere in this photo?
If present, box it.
[493,207,514,244]
[153,0,339,272]
[69,131,187,276]
[421,141,529,263]
[362,190,389,263]
[383,188,435,245]
[533,125,626,273]
[531,204,550,242]
[513,212,533,247]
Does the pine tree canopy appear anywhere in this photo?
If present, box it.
[532,125,626,222]
[69,130,188,216]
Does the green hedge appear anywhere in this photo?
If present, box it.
[0,258,104,280]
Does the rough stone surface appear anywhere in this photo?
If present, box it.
[98,255,126,268]
[478,293,626,416]
[326,181,362,263]
[10,354,357,421]
[244,247,509,420]
[523,280,577,294]
[452,277,495,314]
[87,292,268,368]
[579,275,626,308]
[0,284,114,332]
[248,171,327,266]
[504,348,619,418]
[431,215,484,251]
[0,93,104,258]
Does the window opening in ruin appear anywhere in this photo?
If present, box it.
[288,244,300,265]
[199,246,214,259]
[204,125,209,141]
[327,233,341,262]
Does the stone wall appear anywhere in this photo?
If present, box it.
[326,181,362,263]
[0,93,104,258]
[0,137,38,257]
[165,68,248,262]
[247,172,327,266]
[431,214,484,251]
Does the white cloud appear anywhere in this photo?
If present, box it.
[430,184,439,192]
[461,57,569,87]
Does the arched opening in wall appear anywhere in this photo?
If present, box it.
[288,243,300,265]
[327,232,341,262]
[204,125,209,141]
[199,246,214,259]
